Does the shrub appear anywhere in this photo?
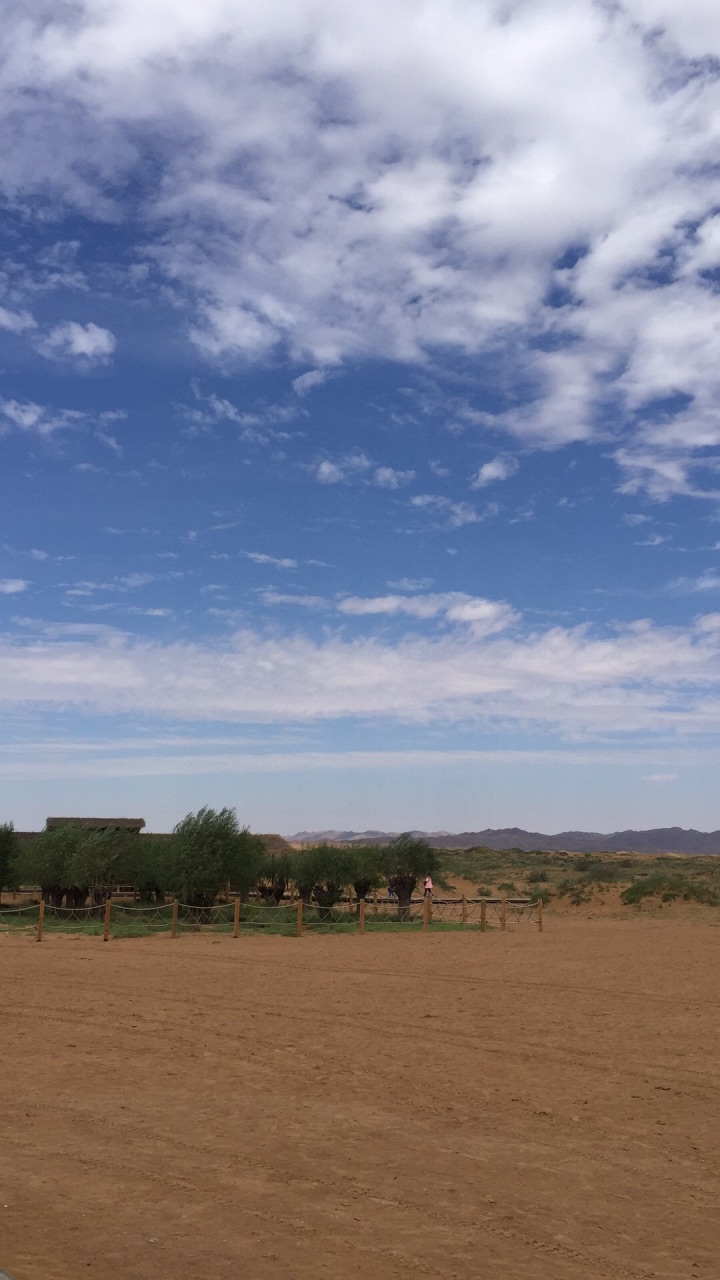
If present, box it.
[527,870,548,883]
[621,874,720,907]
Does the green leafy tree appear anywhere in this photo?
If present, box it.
[0,823,19,899]
[69,829,134,910]
[225,828,266,899]
[129,834,175,903]
[346,844,383,914]
[310,845,355,920]
[257,850,293,904]
[381,834,439,920]
[291,844,353,917]
[171,807,262,909]
[290,847,323,907]
[18,827,82,907]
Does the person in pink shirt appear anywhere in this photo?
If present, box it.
[423,875,433,898]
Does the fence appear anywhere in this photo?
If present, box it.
[0,893,543,941]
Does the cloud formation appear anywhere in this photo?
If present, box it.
[471,456,519,488]
[2,2,720,495]
[39,321,116,363]
[1,606,720,740]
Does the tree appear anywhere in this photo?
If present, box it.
[18,827,82,907]
[129,834,175,904]
[69,829,134,911]
[290,847,322,907]
[310,845,355,921]
[225,828,266,899]
[290,844,353,918]
[381,834,439,920]
[0,823,18,900]
[171,807,262,909]
[257,850,293,904]
[346,844,383,914]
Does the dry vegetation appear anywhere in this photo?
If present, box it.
[439,845,720,914]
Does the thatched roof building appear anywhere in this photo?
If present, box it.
[45,817,146,833]
[259,833,293,856]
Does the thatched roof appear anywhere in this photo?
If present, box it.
[258,833,293,856]
[46,817,146,832]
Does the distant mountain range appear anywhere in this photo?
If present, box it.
[289,826,720,854]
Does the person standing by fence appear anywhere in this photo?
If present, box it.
[423,875,433,898]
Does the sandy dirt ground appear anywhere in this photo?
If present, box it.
[1,917,718,1280]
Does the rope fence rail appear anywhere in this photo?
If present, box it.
[1,893,543,940]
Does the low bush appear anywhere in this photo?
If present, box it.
[621,874,720,907]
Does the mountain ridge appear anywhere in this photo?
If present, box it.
[288,826,720,854]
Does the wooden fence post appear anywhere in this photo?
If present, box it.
[373,889,378,915]
[296,899,303,937]
[233,896,240,939]
[500,895,507,931]
[171,898,178,939]
[36,899,45,943]
[538,896,543,933]
[462,893,467,926]
[103,897,112,943]
[422,895,429,932]
[480,898,486,932]
[359,897,365,934]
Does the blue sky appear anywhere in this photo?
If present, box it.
[2,0,720,834]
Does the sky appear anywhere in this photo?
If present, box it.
[1,0,720,835]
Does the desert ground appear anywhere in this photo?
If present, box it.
[1,916,718,1279]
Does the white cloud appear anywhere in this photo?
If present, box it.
[39,321,116,362]
[0,608,718,740]
[0,306,35,333]
[313,452,372,484]
[292,369,328,396]
[373,466,416,489]
[0,399,84,437]
[338,592,517,634]
[1,2,720,494]
[261,591,325,608]
[669,574,720,594]
[315,460,345,485]
[242,551,298,569]
[471,456,519,488]
[410,494,482,527]
[387,577,434,591]
[0,579,28,595]
[0,745,702,784]
[642,772,678,783]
